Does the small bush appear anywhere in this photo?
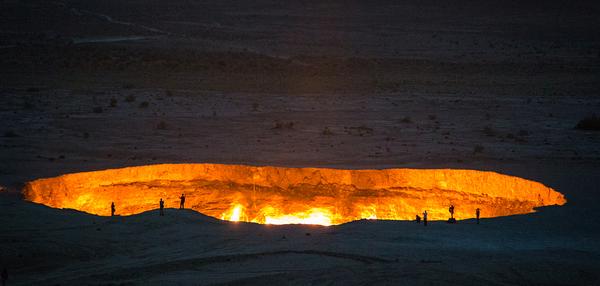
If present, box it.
[483,126,495,137]
[4,130,18,137]
[139,101,149,108]
[125,95,136,102]
[473,145,484,153]
[322,127,334,135]
[344,126,374,136]
[575,115,600,131]
[109,97,117,107]
[400,117,412,124]
[272,121,294,130]
[23,101,34,110]
[122,83,135,89]
[93,106,103,113]
[427,115,437,120]
[156,121,167,130]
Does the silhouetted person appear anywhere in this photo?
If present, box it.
[1,267,7,286]
[476,208,480,224]
[416,214,421,223]
[449,205,455,219]
[159,198,165,216]
[179,193,185,209]
[111,202,116,217]
[423,210,428,226]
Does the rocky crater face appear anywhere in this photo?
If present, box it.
[23,164,566,225]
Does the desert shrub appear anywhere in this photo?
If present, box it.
[400,117,412,123]
[483,126,495,137]
[322,127,334,135]
[252,102,259,111]
[156,121,167,130]
[23,100,34,110]
[518,129,530,136]
[125,95,136,102]
[165,90,173,97]
[427,115,437,120]
[473,145,484,153]
[4,130,18,137]
[139,101,149,108]
[344,126,374,136]
[273,121,294,130]
[109,97,117,107]
[575,115,600,131]
[93,106,103,113]
[122,83,134,89]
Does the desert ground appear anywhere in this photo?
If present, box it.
[1,0,600,285]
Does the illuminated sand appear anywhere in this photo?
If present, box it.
[22,164,566,225]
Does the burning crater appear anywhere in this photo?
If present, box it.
[23,164,566,225]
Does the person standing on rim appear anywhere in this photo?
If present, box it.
[423,210,428,226]
[159,198,165,216]
[449,205,455,219]
[476,208,480,224]
[111,202,116,217]
[179,193,186,209]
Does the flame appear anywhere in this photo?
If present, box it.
[22,163,567,226]
[358,204,378,220]
[262,207,333,226]
[221,204,244,222]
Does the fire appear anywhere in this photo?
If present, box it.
[230,205,242,221]
[22,163,566,226]
[360,205,378,220]
[221,204,244,222]
[221,205,336,225]
[262,207,334,226]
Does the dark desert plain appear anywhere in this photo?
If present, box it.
[1,0,600,285]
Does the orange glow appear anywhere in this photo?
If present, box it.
[261,207,334,226]
[221,204,244,222]
[22,164,566,225]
